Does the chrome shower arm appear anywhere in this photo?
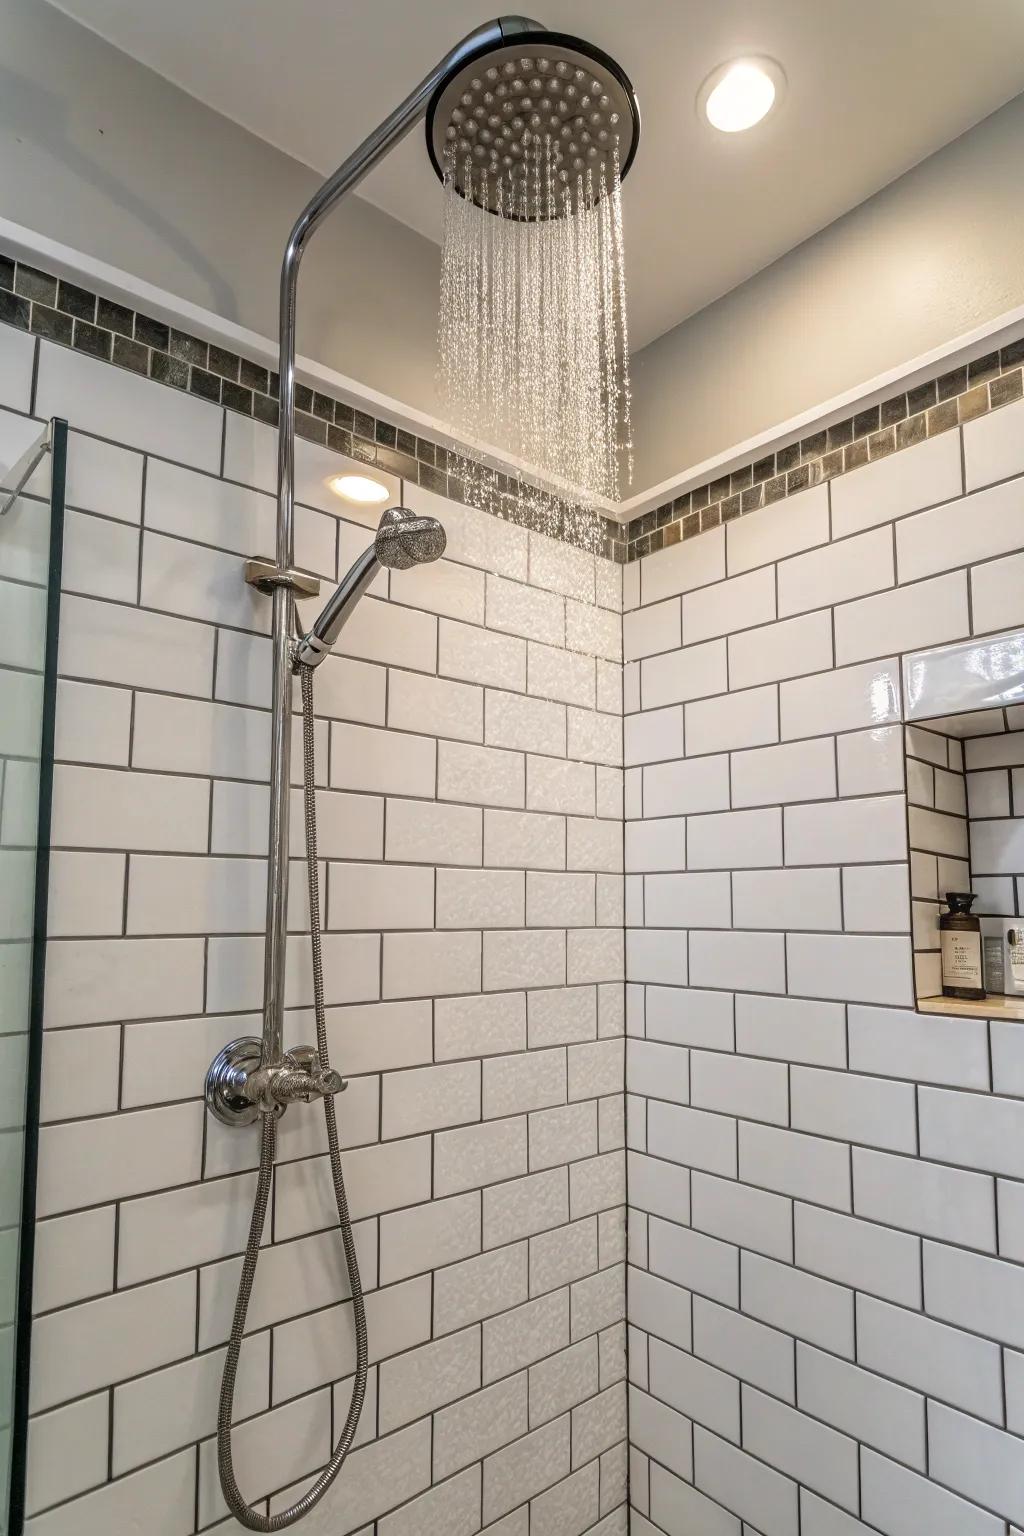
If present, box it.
[261,16,544,1074]
[275,14,544,573]
[294,546,379,668]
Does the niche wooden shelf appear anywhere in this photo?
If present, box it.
[918,994,1024,1023]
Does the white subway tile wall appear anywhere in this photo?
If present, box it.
[6,328,626,1535]
[11,303,1024,1536]
[628,390,1024,1536]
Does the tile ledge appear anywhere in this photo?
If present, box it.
[918,993,1024,1023]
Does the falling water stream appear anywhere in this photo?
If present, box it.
[437,101,633,557]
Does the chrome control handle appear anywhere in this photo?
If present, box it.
[205,1037,346,1125]
[274,1045,346,1104]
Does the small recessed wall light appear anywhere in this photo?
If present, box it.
[328,474,390,504]
[699,57,784,134]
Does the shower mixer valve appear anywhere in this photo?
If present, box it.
[205,1037,345,1125]
[250,1044,346,1110]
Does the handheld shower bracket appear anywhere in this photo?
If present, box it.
[243,555,321,599]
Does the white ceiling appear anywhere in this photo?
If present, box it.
[48,0,1024,350]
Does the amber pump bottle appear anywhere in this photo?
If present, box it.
[940,891,985,1001]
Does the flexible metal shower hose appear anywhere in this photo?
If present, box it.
[216,663,368,1529]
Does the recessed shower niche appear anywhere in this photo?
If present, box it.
[905,627,1024,1019]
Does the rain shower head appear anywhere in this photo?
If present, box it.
[374,505,447,570]
[295,507,446,668]
[426,28,640,216]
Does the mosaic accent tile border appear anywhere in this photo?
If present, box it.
[626,337,1024,561]
[0,250,625,562]
[6,246,1021,570]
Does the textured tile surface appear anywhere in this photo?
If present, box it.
[9,322,625,1535]
[628,403,1024,1536]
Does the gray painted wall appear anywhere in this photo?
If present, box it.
[630,90,1024,488]
[6,0,1024,496]
[0,0,444,411]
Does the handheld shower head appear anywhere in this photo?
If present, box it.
[295,506,446,668]
[374,505,448,570]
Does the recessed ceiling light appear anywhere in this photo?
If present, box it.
[328,474,390,504]
[699,58,784,134]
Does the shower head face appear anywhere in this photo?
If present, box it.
[426,30,640,217]
[374,506,447,570]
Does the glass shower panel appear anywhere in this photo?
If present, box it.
[0,419,65,1536]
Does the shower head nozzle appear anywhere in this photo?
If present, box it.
[374,506,447,570]
[295,506,447,669]
[426,26,640,218]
